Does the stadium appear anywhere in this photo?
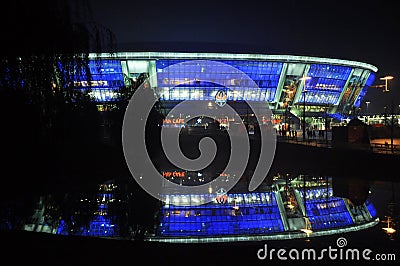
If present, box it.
[68,52,380,242]
[149,176,379,243]
[81,52,378,131]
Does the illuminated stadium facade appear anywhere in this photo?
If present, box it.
[68,52,380,242]
[81,52,377,127]
[148,176,379,243]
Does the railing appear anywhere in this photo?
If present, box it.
[370,143,400,154]
[277,135,332,148]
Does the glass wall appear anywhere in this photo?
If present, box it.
[336,68,371,112]
[155,60,283,102]
[299,188,354,230]
[299,64,352,105]
[278,63,307,109]
[157,191,284,237]
[71,57,375,112]
[354,72,375,108]
[74,60,124,102]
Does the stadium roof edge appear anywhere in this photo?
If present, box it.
[88,52,378,73]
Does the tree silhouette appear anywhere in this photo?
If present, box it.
[0,0,117,199]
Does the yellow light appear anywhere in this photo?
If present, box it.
[382,227,396,234]
[299,76,311,81]
[301,216,313,236]
[300,228,313,236]
[380,76,394,80]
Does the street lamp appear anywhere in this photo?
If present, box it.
[380,76,395,153]
[299,76,311,141]
[365,101,370,115]
[380,75,394,92]
[371,75,395,152]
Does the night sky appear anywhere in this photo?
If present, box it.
[88,0,399,114]
[2,0,399,113]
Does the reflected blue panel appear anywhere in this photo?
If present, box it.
[56,220,68,235]
[56,187,118,237]
[157,192,284,237]
[354,72,375,108]
[303,64,352,104]
[300,188,354,230]
[365,199,377,219]
[87,215,116,237]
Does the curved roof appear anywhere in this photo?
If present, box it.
[89,52,378,73]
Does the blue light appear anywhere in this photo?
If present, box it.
[155,60,282,102]
[301,64,352,105]
[300,188,354,230]
[365,199,377,218]
[158,192,284,237]
[72,60,124,102]
[354,72,376,108]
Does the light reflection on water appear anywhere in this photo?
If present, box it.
[7,173,398,246]
[153,175,380,241]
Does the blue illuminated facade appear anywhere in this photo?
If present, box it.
[354,72,376,108]
[302,64,352,105]
[158,192,284,237]
[153,178,378,240]
[155,60,282,102]
[85,192,118,237]
[299,188,354,230]
[56,182,119,237]
[75,52,377,117]
[73,59,124,102]
[365,199,377,219]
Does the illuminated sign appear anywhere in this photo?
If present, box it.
[215,89,227,107]
[74,80,108,87]
[162,171,185,178]
[216,188,228,204]
[162,118,185,125]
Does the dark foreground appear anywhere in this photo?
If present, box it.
[1,225,398,266]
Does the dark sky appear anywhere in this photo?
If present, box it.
[87,0,399,114]
[2,0,399,114]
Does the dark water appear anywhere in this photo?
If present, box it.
[1,174,398,266]
[1,126,399,265]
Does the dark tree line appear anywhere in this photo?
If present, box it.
[0,0,165,234]
[0,0,117,201]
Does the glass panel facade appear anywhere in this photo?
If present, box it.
[354,72,375,108]
[74,60,124,102]
[365,199,377,219]
[155,60,282,102]
[300,64,352,105]
[299,188,354,230]
[278,63,307,109]
[56,186,119,237]
[66,55,377,115]
[157,191,284,237]
[337,69,370,112]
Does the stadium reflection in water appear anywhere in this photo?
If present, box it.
[149,175,381,243]
[18,173,397,243]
